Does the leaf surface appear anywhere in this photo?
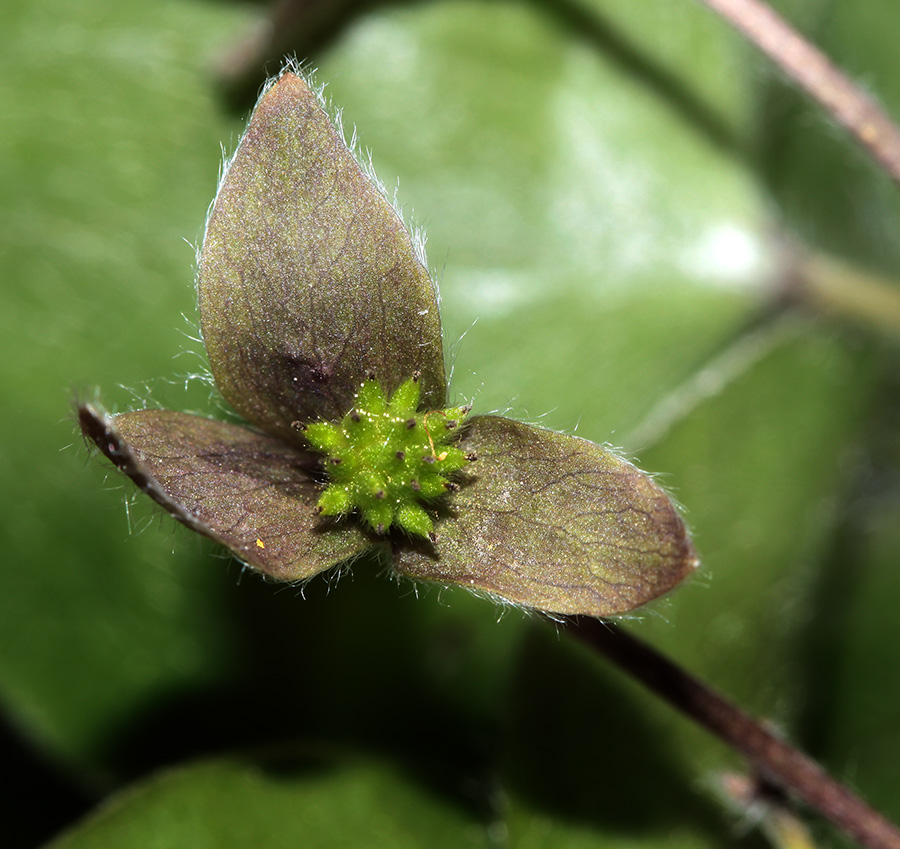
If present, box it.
[80,406,370,581]
[199,73,447,441]
[395,415,697,617]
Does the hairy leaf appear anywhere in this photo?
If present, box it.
[199,73,447,441]
[394,416,698,617]
[79,405,371,580]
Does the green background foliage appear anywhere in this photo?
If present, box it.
[2,0,899,845]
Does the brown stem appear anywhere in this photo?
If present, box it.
[567,618,900,849]
[697,0,900,186]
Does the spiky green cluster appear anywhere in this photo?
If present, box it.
[301,376,472,537]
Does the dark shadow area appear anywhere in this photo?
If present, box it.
[216,0,376,110]
[0,714,94,849]
[91,550,502,825]
[23,540,774,845]
[792,346,900,757]
[500,623,758,844]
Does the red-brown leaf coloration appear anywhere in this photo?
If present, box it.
[80,71,698,617]
[396,416,698,617]
[199,74,446,444]
[79,405,369,581]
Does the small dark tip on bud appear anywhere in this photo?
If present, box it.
[465,451,478,462]
[291,421,306,431]
[329,456,342,465]
[445,481,460,492]
[395,450,406,460]
[461,405,472,415]
[366,370,377,380]
[423,454,436,464]
[406,418,416,430]
[350,411,361,423]
[428,531,437,543]
[410,479,421,491]
[445,420,457,430]
[313,506,323,515]
[412,370,421,382]
[376,523,385,534]
[375,489,386,500]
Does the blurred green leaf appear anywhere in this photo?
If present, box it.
[758,0,900,272]
[2,0,899,845]
[797,395,900,830]
[46,754,490,849]
[0,0,255,772]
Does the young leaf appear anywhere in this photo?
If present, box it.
[79,405,372,581]
[199,74,447,442]
[394,416,698,617]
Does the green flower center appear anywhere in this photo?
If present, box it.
[299,375,473,537]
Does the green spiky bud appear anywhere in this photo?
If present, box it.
[302,375,473,536]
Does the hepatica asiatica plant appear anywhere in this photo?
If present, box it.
[79,72,698,618]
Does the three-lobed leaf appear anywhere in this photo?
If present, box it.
[80,71,698,618]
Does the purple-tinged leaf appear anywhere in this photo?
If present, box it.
[79,405,372,581]
[394,416,698,617]
[199,72,446,441]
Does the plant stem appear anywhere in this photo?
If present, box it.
[568,618,900,849]
[793,252,900,336]
[696,0,900,186]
